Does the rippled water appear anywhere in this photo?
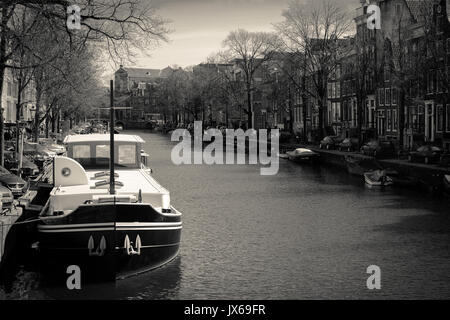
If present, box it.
[7,131,450,299]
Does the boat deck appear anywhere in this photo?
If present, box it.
[53,169,167,195]
[50,169,170,212]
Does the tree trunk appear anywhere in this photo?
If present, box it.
[398,88,405,150]
[247,85,253,129]
[318,98,325,140]
[15,101,21,161]
[45,115,49,138]
[225,104,229,127]
[357,95,363,148]
[52,112,56,133]
[0,63,5,166]
[0,7,7,166]
[34,82,42,142]
[57,109,60,133]
[288,85,294,134]
[303,102,307,143]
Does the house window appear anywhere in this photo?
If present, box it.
[331,102,336,122]
[336,82,340,98]
[437,70,444,93]
[380,88,385,106]
[392,109,398,131]
[13,81,18,97]
[336,102,341,121]
[437,105,444,132]
[7,81,12,96]
[327,83,332,98]
[392,88,397,105]
[386,88,391,105]
[387,109,392,131]
[6,101,11,121]
[446,105,450,132]
[427,71,434,93]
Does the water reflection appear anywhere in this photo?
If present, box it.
[42,257,182,300]
[9,131,450,299]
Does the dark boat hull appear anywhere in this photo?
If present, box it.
[37,203,181,284]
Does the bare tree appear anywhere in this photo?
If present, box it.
[222,29,281,129]
[0,0,169,163]
[275,0,353,139]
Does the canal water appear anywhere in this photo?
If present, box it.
[4,131,450,299]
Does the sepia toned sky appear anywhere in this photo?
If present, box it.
[131,0,357,69]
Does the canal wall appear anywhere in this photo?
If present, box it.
[0,207,21,264]
[281,143,450,192]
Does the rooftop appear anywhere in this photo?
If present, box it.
[64,134,145,144]
[116,66,174,79]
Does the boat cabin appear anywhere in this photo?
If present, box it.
[64,134,147,170]
[43,134,169,216]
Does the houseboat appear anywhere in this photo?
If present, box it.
[37,134,182,282]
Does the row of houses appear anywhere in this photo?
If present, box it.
[1,67,36,126]
[114,0,449,151]
[241,0,450,151]
[284,0,450,150]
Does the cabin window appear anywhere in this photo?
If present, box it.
[96,145,110,165]
[118,145,136,165]
[73,145,91,166]
[73,145,90,159]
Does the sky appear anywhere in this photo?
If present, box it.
[134,0,290,69]
[125,0,358,70]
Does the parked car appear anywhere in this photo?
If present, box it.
[338,138,359,152]
[408,145,444,164]
[3,151,19,172]
[3,151,39,177]
[360,140,395,159]
[319,136,343,150]
[23,142,56,168]
[0,166,28,197]
[20,157,40,179]
[0,185,14,208]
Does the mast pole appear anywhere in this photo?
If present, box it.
[110,80,115,195]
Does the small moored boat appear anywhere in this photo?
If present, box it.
[364,170,393,187]
[286,148,319,164]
